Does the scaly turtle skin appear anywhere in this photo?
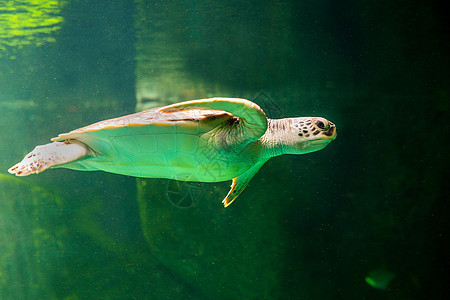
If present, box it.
[8,98,337,206]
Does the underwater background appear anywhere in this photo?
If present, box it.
[0,0,448,299]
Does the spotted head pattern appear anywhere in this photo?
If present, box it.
[292,117,336,139]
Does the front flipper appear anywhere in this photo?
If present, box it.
[8,141,89,176]
[222,159,269,207]
[159,98,268,143]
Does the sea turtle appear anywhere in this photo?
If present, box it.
[8,98,337,206]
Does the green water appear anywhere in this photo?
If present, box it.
[1,0,448,299]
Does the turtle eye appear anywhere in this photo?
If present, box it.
[314,119,330,131]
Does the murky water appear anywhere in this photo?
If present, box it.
[1,1,448,299]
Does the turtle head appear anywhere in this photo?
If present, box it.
[287,117,337,154]
[261,117,336,157]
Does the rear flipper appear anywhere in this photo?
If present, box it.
[8,141,89,176]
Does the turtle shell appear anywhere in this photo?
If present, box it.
[51,107,247,181]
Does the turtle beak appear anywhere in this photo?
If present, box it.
[323,122,337,139]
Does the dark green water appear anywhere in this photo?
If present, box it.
[1,0,448,299]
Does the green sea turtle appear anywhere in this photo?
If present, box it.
[8,98,336,206]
